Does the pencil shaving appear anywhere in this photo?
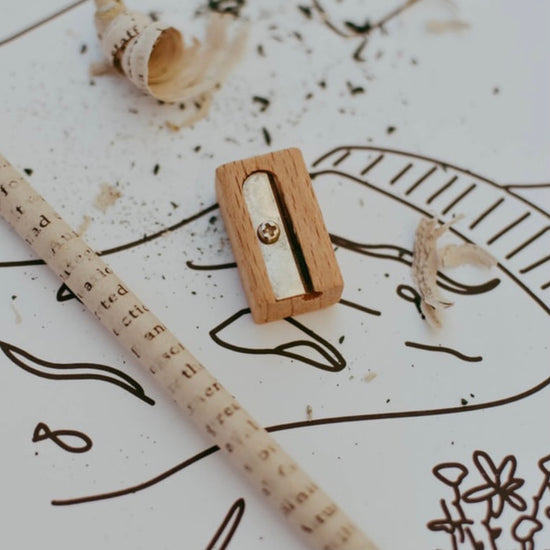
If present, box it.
[93,0,247,120]
[439,243,496,269]
[412,216,494,328]
[94,183,121,212]
[412,217,457,327]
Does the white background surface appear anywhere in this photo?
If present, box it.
[1,1,549,549]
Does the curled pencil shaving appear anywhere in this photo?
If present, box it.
[93,0,247,116]
[439,243,496,269]
[412,216,496,328]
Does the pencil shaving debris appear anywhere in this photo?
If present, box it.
[412,217,496,328]
[77,215,92,236]
[10,303,22,324]
[93,0,247,121]
[363,372,377,383]
[425,19,470,34]
[94,183,121,212]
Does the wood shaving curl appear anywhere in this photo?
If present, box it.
[93,0,247,122]
[439,243,496,269]
[412,216,496,328]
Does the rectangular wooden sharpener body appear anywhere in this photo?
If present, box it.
[215,148,343,323]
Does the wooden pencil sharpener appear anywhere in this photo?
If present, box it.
[216,148,343,323]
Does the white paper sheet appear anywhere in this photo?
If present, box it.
[1,1,549,549]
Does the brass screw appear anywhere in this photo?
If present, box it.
[257,221,280,244]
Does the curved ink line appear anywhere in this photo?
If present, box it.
[0,340,154,406]
[396,284,423,317]
[0,0,89,47]
[99,203,218,256]
[0,258,44,268]
[311,145,550,220]
[205,498,246,550]
[52,372,550,506]
[56,283,80,303]
[330,234,412,263]
[404,341,482,363]
[209,308,346,372]
[436,272,500,296]
[311,0,420,40]
[504,182,550,191]
[331,233,500,296]
[339,298,381,316]
[314,168,548,316]
[32,422,93,453]
[57,258,235,303]
[52,446,218,505]
[432,462,469,486]
[0,203,219,269]
[186,260,237,271]
[510,454,550,542]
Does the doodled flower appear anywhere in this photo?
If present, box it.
[433,463,469,487]
[538,454,550,475]
[427,510,473,537]
[462,451,527,517]
[512,516,543,543]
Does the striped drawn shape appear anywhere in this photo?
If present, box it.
[310,146,550,315]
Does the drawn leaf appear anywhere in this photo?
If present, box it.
[498,455,515,478]
[209,308,346,372]
[462,484,496,504]
[0,340,154,405]
[505,489,527,512]
[472,450,499,483]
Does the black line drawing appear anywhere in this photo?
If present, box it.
[404,341,482,363]
[46,143,550,511]
[205,498,246,550]
[32,422,93,453]
[209,308,346,372]
[56,282,79,303]
[1,140,548,550]
[0,0,89,47]
[338,298,381,317]
[51,367,550,506]
[1,0,548,543]
[2,147,548,314]
[186,260,237,271]
[0,340,155,405]
[396,283,424,317]
[2,145,546,400]
[310,146,550,315]
[307,0,423,61]
[428,451,550,550]
[328,234,501,296]
[0,203,219,269]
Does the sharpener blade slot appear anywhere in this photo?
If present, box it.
[242,171,308,300]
